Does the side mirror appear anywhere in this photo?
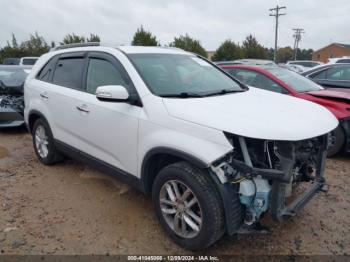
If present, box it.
[95,85,129,102]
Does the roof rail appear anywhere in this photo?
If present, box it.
[50,42,101,52]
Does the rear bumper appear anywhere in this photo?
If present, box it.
[340,117,350,153]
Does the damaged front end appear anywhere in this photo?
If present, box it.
[211,132,328,234]
[0,83,25,128]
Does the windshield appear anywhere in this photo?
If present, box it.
[129,54,244,97]
[265,67,323,92]
[0,68,29,86]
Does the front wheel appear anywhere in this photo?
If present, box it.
[152,161,226,251]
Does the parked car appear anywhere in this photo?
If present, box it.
[302,63,350,89]
[3,57,38,66]
[281,64,307,73]
[3,58,20,65]
[215,59,276,66]
[24,44,337,250]
[327,56,350,64]
[286,60,323,68]
[19,57,38,66]
[0,65,31,127]
[220,64,350,156]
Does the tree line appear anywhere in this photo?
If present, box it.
[0,26,313,64]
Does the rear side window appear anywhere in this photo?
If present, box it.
[53,57,85,89]
[312,69,327,80]
[37,56,58,83]
[327,66,350,81]
[86,58,128,94]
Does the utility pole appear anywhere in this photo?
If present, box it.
[293,28,305,60]
[269,5,286,62]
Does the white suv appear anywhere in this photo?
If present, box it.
[24,44,337,250]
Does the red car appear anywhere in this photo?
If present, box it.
[220,64,350,156]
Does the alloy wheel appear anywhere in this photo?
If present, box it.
[159,180,202,238]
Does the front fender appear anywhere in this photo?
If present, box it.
[138,120,233,178]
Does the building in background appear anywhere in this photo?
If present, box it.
[206,51,215,61]
[312,43,350,63]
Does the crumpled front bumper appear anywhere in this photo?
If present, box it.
[213,134,329,235]
[0,107,25,128]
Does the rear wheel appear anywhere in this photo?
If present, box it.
[327,126,345,157]
[152,161,225,250]
[32,119,63,165]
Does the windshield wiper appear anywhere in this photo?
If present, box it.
[204,89,245,97]
[161,92,204,98]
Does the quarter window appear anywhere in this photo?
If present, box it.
[52,57,85,89]
[86,58,128,94]
[37,56,58,83]
[312,70,327,80]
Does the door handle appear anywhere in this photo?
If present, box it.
[76,105,90,113]
[40,92,49,99]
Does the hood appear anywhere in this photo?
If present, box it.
[163,87,338,141]
[307,88,350,104]
[0,81,24,95]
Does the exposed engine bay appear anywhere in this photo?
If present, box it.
[211,132,328,230]
[0,82,25,127]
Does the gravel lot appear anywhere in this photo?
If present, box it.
[0,128,349,255]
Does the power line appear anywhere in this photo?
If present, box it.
[293,28,305,60]
[269,5,286,62]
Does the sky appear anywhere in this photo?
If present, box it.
[1,0,350,51]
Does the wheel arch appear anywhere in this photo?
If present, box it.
[27,110,49,134]
[141,147,209,194]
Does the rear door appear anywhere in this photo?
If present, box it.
[48,52,89,149]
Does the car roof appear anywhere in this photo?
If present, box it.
[302,63,350,76]
[219,64,276,71]
[50,44,191,56]
[118,46,189,55]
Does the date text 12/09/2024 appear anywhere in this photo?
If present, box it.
[127,256,219,261]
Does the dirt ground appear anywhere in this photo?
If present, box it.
[0,128,349,256]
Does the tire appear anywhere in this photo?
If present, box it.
[327,126,345,157]
[152,161,225,251]
[32,118,63,165]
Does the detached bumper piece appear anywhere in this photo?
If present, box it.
[281,180,324,217]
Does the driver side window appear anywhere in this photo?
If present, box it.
[86,58,128,94]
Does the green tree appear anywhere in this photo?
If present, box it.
[60,33,86,45]
[211,40,243,61]
[131,26,159,46]
[242,34,268,59]
[0,33,51,63]
[87,33,100,42]
[170,34,207,58]
[277,46,294,63]
[20,32,50,56]
[297,48,313,60]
